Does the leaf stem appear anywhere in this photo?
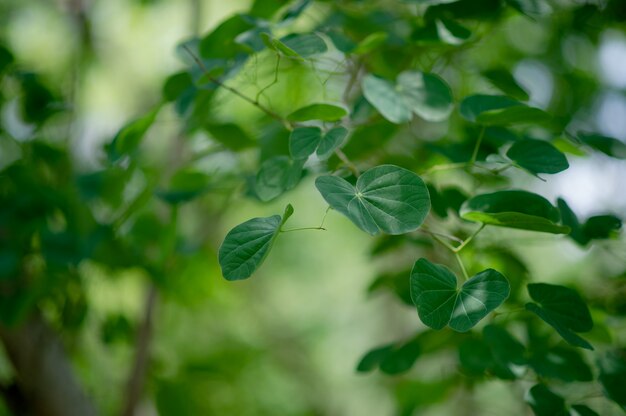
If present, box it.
[455,252,469,281]
[420,228,464,244]
[182,45,292,130]
[470,126,485,165]
[334,148,360,177]
[280,226,326,233]
[453,223,485,253]
[430,233,458,252]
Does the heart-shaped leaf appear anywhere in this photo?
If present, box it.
[255,156,304,202]
[461,190,570,234]
[525,283,593,350]
[218,204,293,281]
[287,103,347,122]
[289,126,348,159]
[315,164,430,235]
[362,71,453,124]
[506,139,569,175]
[410,258,510,332]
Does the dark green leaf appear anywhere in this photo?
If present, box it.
[525,384,568,416]
[362,75,411,124]
[156,169,211,204]
[353,32,388,55]
[506,139,569,175]
[410,258,510,332]
[476,106,553,127]
[577,132,626,159]
[482,68,529,101]
[380,338,422,375]
[287,103,348,122]
[317,127,348,159]
[582,215,622,240]
[199,15,253,59]
[598,349,626,410]
[218,204,293,280]
[570,405,600,416]
[315,165,430,235]
[459,94,521,123]
[206,123,255,151]
[356,344,394,372]
[108,106,160,161]
[398,71,454,122]
[255,156,304,202]
[289,126,322,159]
[526,283,593,350]
[529,347,592,382]
[461,190,569,234]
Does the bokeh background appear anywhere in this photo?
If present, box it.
[0,0,625,415]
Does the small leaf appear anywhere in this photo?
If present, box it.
[218,204,293,280]
[525,384,568,416]
[199,15,253,59]
[397,71,454,122]
[476,106,553,127]
[353,32,388,55]
[482,68,529,101]
[287,103,348,122]
[577,132,626,159]
[506,139,569,175]
[289,127,322,159]
[362,74,411,124]
[315,165,430,235]
[461,190,569,234]
[529,347,593,382]
[459,94,521,123]
[380,338,422,375]
[410,258,510,332]
[279,33,327,57]
[206,123,255,151]
[570,405,600,416]
[526,283,593,350]
[582,215,622,240]
[255,156,304,202]
[317,127,348,159]
[108,106,161,161]
[356,344,395,372]
[156,169,211,205]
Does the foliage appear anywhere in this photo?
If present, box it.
[1,0,626,415]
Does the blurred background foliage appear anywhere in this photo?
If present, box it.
[0,0,625,415]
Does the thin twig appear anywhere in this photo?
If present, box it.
[182,45,292,130]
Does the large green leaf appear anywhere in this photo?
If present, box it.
[526,283,593,350]
[362,71,453,124]
[289,126,348,159]
[255,156,304,202]
[525,384,568,416]
[461,190,569,234]
[287,103,347,122]
[218,204,293,280]
[410,258,510,332]
[315,165,430,235]
[506,139,569,175]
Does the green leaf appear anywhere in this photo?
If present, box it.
[206,123,255,151]
[582,215,622,240]
[255,156,304,202]
[526,283,593,350]
[279,33,327,57]
[529,347,593,382]
[353,32,388,55]
[218,204,293,280]
[506,139,569,175]
[506,0,551,18]
[577,132,626,159]
[410,258,510,332]
[380,338,422,375]
[362,72,454,123]
[155,169,211,205]
[317,127,348,159]
[108,106,161,161]
[476,106,553,127]
[525,384,568,416]
[397,71,454,122]
[483,324,526,367]
[482,68,529,101]
[315,165,430,235]
[356,344,395,372]
[199,15,253,59]
[287,103,348,122]
[289,127,322,159]
[598,350,626,410]
[459,94,521,123]
[461,190,569,234]
[412,18,472,45]
[362,75,411,124]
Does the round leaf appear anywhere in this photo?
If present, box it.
[315,165,431,235]
[410,258,510,332]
